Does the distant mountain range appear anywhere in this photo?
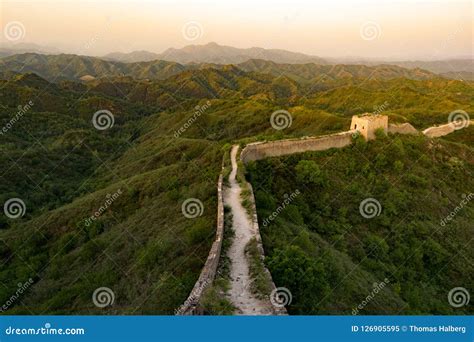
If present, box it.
[0,42,472,80]
[330,58,474,75]
[0,42,61,58]
[103,42,328,65]
[439,71,474,81]
[0,53,438,84]
[3,60,470,117]
[0,53,186,82]
[103,43,474,75]
[237,59,436,83]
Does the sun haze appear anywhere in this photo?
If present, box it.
[1,0,472,59]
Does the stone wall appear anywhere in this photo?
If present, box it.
[241,131,356,163]
[422,121,473,138]
[243,179,288,315]
[388,123,419,135]
[422,123,456,138]
[175,173,225,315]
[241,119,468,164]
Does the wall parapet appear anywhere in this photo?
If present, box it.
[243,178,288,315]
[241,119,469,165]
[422,123,456,138]
[422,121,472,138]
[241,130,356,163]
[176,172,225,315]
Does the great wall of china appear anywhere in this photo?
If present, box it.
[177,115,470,315]
[241,118,420,163]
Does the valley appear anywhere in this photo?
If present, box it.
[0,51,472,315]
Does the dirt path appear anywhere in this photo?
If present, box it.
[224,145,273,315]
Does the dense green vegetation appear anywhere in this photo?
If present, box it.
[0,73,223,314]
[0,53,186,81]
[0,53,472,314]
[0,74,154,219]
[442,125,474,148]
[200,206,235,314]
[247,133,474,314]
[245,237,273,298]
[238,59,436,83]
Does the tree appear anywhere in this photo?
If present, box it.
[295,160,326,186]
[267,245,329,314]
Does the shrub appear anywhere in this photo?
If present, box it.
[295,160,326,186]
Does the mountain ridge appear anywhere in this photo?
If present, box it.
[0,53,440,84]
[2,42,471,75]
[104,42,328,65]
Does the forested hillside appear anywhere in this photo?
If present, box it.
[0,53,442,83]
[247,134,473,314]
[0,54,472,314]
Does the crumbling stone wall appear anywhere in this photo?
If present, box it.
[422,121,473,138]
[176,173,225,315]
[243,179,288,315]
[241,131,356,163]
[388,123,419,135]
[422,123,456,138]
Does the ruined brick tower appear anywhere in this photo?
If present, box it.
[350,114,388,140]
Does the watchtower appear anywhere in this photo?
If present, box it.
[350,114,388,140]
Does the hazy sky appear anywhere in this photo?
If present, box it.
[1,0,472,59]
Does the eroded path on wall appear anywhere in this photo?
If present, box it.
[224,145,273,315]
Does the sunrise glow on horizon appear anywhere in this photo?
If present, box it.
[1,0,472,59]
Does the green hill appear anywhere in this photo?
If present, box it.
[238,59,437,83]
[0,74,222,314]
[1,53,440,84]
[0,53,186,82]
